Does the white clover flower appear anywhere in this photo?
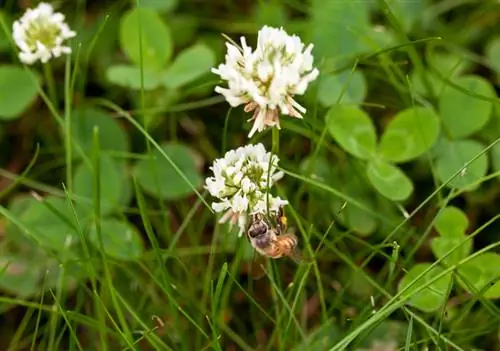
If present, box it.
[212,25,319,138]
[12,2,76,65]
[205,143,288,236]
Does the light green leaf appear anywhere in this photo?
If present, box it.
[163,44,216,89]
[74,155,131,216]
[485,36,500,75]
[89,219,144,260]
[366,160,413,201]
[106,64,163,90]
[137,0,178,12]
[435,139,488,190]
[133,143,203,200]
[318,70,367,107]
[431,236,472,267]
[71,107,129,158]
[434,206,469,238]
[383,0,428,32]
[0,65,39,120]
[431,206,472,267]
[0,12,13,52]
[398,263,452,313]
[490,142,500,176]
[369,26,396,49]
[439,75,495,139]
[379,107,440,163]
[119,8,172,71]
[252,2,288,27]
[326,105,377,160]
[458,253,500,299]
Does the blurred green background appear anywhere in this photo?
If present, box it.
[1,0,500,350]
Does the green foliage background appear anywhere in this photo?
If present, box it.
[1,0,500,350]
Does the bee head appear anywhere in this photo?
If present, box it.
[247,213,270,238]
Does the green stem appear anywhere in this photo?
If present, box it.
[64,56,73,194]
[266,127,281,215]
[272,126,280,155]
[43,63,57,107]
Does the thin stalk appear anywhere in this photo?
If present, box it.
[64,55,73,194]
[43,63,58,107]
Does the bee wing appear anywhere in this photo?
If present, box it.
[286,248,304,264]
[247,254,268,280]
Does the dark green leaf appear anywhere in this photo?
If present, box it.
[318,70,367,107]
[89,219,144,260]
[74,155,131,216]
[0,65,39,120]
[106,64,163,90]
[163,44,216,89]
[71,107,129,158]
[0,255,41,297]
[169,15,199,48]
[301,156,378,236]
[309,0,371,60]
[19,196,84,253]
[411,52,472,98]
[294,320,342,351]
[133,143,202,200]
[252,2,288,27]
[334,199,377,236]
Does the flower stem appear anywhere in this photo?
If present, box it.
[64,55,73,194]
[43,63,58,107]
[266,127,280,215]
[272,126,280,155]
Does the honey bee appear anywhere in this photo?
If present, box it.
[246,207,302,263]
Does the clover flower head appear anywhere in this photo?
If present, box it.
[212,25,319,138]
[12,2,76,64]
[205,143,288,236]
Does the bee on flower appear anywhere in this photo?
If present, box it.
[212,26,319,138]
[205,143,288,236]
[12,2,76,65]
